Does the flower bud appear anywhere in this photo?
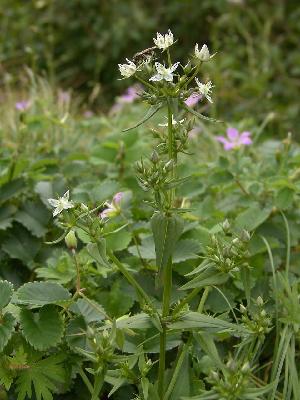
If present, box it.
[65,230,77,250]
[150,150,159,164]
[222,219,230,232]
[240,304,247,313]
[256,296,264,306]
[240,229,251,242]
[164,159,174,171]
[241,362,250,374]
[260,309,267,317]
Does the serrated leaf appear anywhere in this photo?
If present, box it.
[0,204,16,230]
[173,239,201,262]
[105,229,132,252]
[0,280,14,310]
[20,305,64,350]
[180,266,228,290]
[86,241,110,269]
[66,316,89,351]
[15,282,71,307]
[2,224,40,266]
[0,313,16,351]
[14,201,50,238]
[151,212,184,270]
[0,178,26,202]
[15,354,66,400]
[235,205,271,231]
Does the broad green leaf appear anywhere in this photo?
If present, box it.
[15,282,71,307]
[274,187,294,209]
[0,204,16,230]
[0,313,16,351]
[173,239,201,262]
[115,313,153,330]
[151,212,184,270]
[2,225,40,266]
[235,205,271,231]
[14,201,50,238]
[66,316,89,351]
[105,229,132,252]
[20,305,64,350]
[0,280,14,310]
[0,178,26,202]
[70,298,107,323]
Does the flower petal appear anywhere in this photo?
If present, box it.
[170,62,180,73]
[149,74,162,82]
[227,127,239,141]
[48,198,59,207]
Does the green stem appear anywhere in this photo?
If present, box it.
[135,74,158,92]
[107,249,153,310]
[91,369,106,400]
[167,99,176,206]
[79,367,93,395]
[158,248,173,398]
[197,286,211,313]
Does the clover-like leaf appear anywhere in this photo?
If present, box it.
[0,280,14,310]
[20,305,64,350]
[15,282,71,307]
[0,313,16,351]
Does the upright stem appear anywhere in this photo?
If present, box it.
[167,99,175,206]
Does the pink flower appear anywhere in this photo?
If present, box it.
[100,192,124,220]
[15,100,31,112]
[216,128,252,150]
[188,127,202,139]
[184,92,202,107]
[83,110,94,118]
[118,84,142,104]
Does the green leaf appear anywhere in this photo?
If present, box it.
[70,298,107,323]
[0,280,14,310]
[183,103,222,123]
[15,282,71,307]
[0,313,16,351]
[235,205,271,231]
[122,103,163,132]
[180,266,228,290]
[15,354,66,400]
[14,201,50,238]
[86,241,111,268]
[105,229,132,252]
[2,225,40,266]
[151,212,184,270]
[173,239,201,263]
[20,305,64,350]
[274,187,294,209]
[168,312,249,336]
[66,316,89,351]
[0,178,26,202]
[0,204,16,230]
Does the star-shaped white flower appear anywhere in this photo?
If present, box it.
[194,44,215,62]
[153,29,174,50]
[149,62,179,82]
[48,190,74,217]
[118,59,138,78]
[195,78,214,103]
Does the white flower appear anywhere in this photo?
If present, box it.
[153,29,174,50]
[194,44,215,62]
[149,62,179,82]
[118,59,137,78]
[159,115,185,126]
[195,78,214,103]
[48,190,74,217]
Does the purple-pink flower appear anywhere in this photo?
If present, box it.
[15,100,31,112]
[184,92,202,107]
[119,84,142,103]
[100,192,124,220]
[216,128,252,150]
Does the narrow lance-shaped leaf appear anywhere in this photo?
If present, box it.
[122,103,163,132]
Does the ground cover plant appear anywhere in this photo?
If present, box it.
[0,26,300,400]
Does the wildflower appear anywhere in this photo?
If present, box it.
[195,78,214,103]
[153,29,174,50]
[15,100,31,112]
[216,127,252,150]
[118,84,142,104]
[194,44,215,62]
[118,59,138,78]
[184,92,202,107]
[100,192,124,220]
[48,190,74,217]
[159,115,184,127]
[149,62,179,82]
